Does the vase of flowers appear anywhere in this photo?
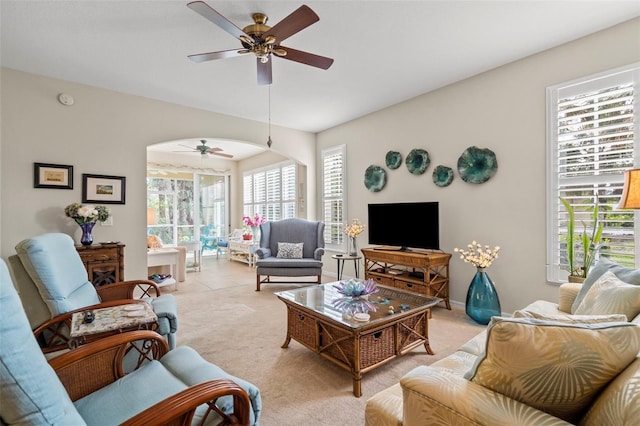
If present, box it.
[454,241,501,325]
[65,203,111,246]
[345,219,365,256]
[243,214,266,242]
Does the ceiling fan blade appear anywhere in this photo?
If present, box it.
[188,49,247,63]
[262,5,319,43]
[187,1,249,40]
[277,45,334,70]
[211,152,234,159]
[179,144,197,150]
[206,147,223,152]
[257,58,273,85]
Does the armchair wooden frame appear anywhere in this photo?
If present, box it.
[35,279,162,354]
[49,330,251,426]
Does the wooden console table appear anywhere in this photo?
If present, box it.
[75,243,125,287]
[362,248,451,309]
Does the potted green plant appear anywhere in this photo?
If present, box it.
[559,197,603,282]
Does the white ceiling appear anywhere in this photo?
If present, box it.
[2,1,639,159]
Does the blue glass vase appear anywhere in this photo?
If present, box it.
[79,222,96,246]
[465,268,501,325]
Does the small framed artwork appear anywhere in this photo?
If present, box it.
[82,174,126,204]
[34,163,73,189]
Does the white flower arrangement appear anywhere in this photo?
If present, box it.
[64,203,111,225]
[345,219,365,238]
[454,241,500,269]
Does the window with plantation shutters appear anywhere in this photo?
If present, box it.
[243,161,297,221]
[546,64,639,283]
[322,145,346,250]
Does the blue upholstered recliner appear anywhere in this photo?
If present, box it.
[0,259,262,425]
[255,218,325,291]
[8,233,179,351]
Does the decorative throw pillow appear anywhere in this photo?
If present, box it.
[464,316,640,423]
[513,309,628,324]
[571,257,640,313]
[276,242,304,259]
[573,271,640,320]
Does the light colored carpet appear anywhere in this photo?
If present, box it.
[170,255,484,426]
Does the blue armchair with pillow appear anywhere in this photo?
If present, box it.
[255,218,325,291]
[8,233,179,352]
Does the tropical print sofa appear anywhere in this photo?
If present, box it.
[365,258,640,426]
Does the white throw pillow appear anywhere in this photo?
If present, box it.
[574,271,640,320]
[276,242,304,259]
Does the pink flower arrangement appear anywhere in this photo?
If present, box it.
[242,214,266,228]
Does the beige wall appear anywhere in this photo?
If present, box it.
[0,69,316,279]
[1,18,638,312]
[317,17,640,313]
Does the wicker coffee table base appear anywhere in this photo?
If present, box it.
[280,303,434,397]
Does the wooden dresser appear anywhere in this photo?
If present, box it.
[362,247,452,309]
[75,243,125,287]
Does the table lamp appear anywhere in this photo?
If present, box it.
[617,168,640,209]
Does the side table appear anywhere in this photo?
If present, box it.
[229,240,259,267]
[332,254,362,280]
[69,303,157,348]
[147,248,179,289]
[179,240,202,272]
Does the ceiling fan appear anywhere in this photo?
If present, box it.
[175,140,234,158]
[187,1,334,85]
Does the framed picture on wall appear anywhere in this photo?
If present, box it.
[33,163,73,189]
[82,174,126,204]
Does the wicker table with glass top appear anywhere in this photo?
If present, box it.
[275,283,441,397]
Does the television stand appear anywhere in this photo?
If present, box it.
[362,247,451,310]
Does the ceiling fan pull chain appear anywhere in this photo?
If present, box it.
[267,86,273,148]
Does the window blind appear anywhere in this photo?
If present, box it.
[547,64,638,282]
[322,146,346,249]
[243,161,297,222]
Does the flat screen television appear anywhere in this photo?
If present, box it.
[367,202,439,251]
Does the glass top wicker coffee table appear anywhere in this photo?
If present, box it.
[275,282,441,397]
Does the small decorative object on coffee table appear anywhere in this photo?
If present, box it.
[332,278,378,317]
[454,240,501,325]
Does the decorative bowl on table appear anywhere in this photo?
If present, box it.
[332,279,379,316]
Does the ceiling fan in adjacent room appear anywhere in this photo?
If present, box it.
[175,140,234,158]
[186,1,334,85]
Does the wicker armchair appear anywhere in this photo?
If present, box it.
[0,259,261,426]
[8,233,178,352]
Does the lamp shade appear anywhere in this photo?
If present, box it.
[617,168,640,209]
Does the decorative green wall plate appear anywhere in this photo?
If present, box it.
[432,165,454,187]
[385,151,402,169]
[406,149,430,175]
[457,146,498,184]
[364,165,387,192]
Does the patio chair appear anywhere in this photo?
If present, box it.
[8,233,179,352]
[0,258,262,426]
[255,218,325,291]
